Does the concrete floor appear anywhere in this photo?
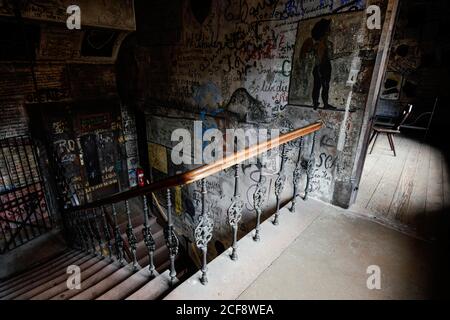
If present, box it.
[166,196,450,300]
[238,208,448,300]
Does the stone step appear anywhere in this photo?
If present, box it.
[138,243,170,273]
[70,263,138,300]
[0,214,158,294]
[0,250,79,292]
[96,267,159,300]
[30,257,115,300]
[118,217,160,260]
[14,254,102,300]
[126,270,175,300]
[0,212,175,300]
[96,240,176,300]
[118,212,146,231]
[0,249,74,288]
[0,252,89,299]
[51,260,121,300]
[135,227,165,264]
[30,230,167,300]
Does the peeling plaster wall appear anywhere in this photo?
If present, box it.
[133,0,388,256]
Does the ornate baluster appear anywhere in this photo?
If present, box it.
[68,212,80,249]
[75,212,87,252]
[194,179,213,285]
[65,212,76,248]
[101,206,113,261]
[80,213,89,251]
[92,209,105,258]
[164,189,179,286]
[253,157,266,241]
[79,211,90,253]
[273,144,288,225]
[112,203,125,265]
[70,213,79,248]
[290,137,304,212]
[303,132,317,201]
[142,195,156,277]
[85,210,97,255]
[125,200,138,270]
[228,161,243,261]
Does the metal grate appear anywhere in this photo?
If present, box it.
[0,135,53,253]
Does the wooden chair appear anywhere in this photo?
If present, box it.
[369,104,413,157]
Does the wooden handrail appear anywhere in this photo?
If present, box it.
[67,121,322,212]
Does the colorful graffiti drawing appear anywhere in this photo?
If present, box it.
[289,11,364,111]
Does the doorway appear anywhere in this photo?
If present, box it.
[29,100,131,209]
[351,0,450,239]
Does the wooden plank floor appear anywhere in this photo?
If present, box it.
[352,134,450,239]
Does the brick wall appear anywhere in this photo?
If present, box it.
[0,17,134,209]
[0,99,29,139]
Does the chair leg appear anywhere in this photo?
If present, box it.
[369,132,379,154]
[368,130,377,145]
[388,134,397,157]
[386,134,392,151]
[387,133,394,156]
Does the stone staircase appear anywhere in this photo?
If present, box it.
[0,122,322,301]
[0,214,188,300]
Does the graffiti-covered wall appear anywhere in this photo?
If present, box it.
[0,0,138,209]
[133,0,388,256]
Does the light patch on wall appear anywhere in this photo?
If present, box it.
[337,90,353,152]
[175,186,183,215]
[338,54,360,152]
[148,142,168,174]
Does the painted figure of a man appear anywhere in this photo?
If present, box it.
[300,19,336,110]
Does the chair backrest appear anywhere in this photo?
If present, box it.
[394,104,413,130]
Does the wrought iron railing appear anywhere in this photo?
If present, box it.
[63,121,322,285]
[0,136,53,253]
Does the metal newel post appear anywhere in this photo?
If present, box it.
[143,195,156,277]
[273,144,287,225]
[290,137,304,212]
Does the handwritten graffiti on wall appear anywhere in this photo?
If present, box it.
[144,0,374,245]
[54,138,77,163]
[0,0,135,30]
[224,0,366,23]
[46,104,127,203]
[121,104,139,187]
[146,0,366,114]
